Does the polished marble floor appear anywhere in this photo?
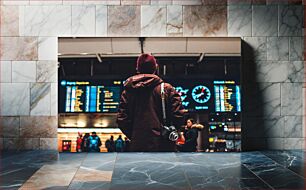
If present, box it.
[0,151,304,190]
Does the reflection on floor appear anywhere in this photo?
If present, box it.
[0,151,304,190]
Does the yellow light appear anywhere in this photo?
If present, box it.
[209,138,214,143]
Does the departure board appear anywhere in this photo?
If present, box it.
[60,80,122,113]
[214,81,241,112]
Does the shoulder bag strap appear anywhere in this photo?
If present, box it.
[161,83,167,124]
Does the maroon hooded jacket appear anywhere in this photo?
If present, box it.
[117,74,185,152]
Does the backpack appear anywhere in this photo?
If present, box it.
[115,139,123,150]
[90,136,101,148]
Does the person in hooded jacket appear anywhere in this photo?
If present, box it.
[117,53,185,152]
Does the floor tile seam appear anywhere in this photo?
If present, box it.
[260,151,306,179]
[109,153,118,190]
[256,152,305,180]
[66,153,89,189]
[241,163,275,190]
[173,153,192,190]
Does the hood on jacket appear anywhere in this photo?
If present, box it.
[124,74,163,90]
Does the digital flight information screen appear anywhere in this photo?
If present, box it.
[167,79,241,113]
[59,80,122,113]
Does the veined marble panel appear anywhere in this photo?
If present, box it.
[183,6,227,36]
[84,0,120,5]
[30,0,63,5]
[0,83,30,116]
[279,5,303,36]
[24,5,72,36]
[20,138,40,150]
[243,37,267,61]
[20,116,57,138]
[151,0,173,5]
[172,0,201,5]
[0,6,19,36]
[141,6,167,36]
[40,138,58,150]
[284,116,303,138]
[2,0,30,5]
[266,138,284,150]
[254,61,302,83]
[37,61,57,83]
[96,5,107,36]
[108,6,141,36]
[3,138,19,150]
[0,61,11,82]
[0,117,20,138]
[63,0,84,5]
[267,37,289,61]
[51,83,58,116]
[284,138,304,149]
[227,4,252,36]
[252,5,278,36]
[72,5,95,36]
[12,61,36,82]
[0,37,38,61]
[243,83,281,116]
[167,5,183,36]
[289,37,303,61]
[30,83,51,116]
[281,83,303,116]
[38,37,58,61]
[121,0,150,5]
[244,116,285,138]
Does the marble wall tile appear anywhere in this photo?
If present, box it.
[202,0,227,5]
[267,37,289,61]
[12,61,36,82]
[266,138,284,150]
[279,5,303,36]
[0,83,30,116]
[151,0,173,5]
[20,138,40,150]
[51,83,58,116]
[3,138,19,150]
[141,6,167,36]
[252,5,278,36]
[30,83,51,116]
[243,37,266,61]
[167,5,183,36]
[0,6,19,36]
[289,37,303,61]
[24,5,72,36]
[72,5,96,36]
[63,0,84,4]
[286,61,304,83]
[252,61,303,83]
[281,83,303,116]
[108,6,141,36]
[183,6,227,36]
[0,61,12,82]
[96,5,107,36]
[37,61,57,83]
[0,117,20,138]
[227,0,252,4]
[284,116,303,137]
[227,4,252,36]
[30,0,63,5]
[172,0,201,5]
[38,37,58,61]
[20,116,57,138]
[121,0,150,5]
[2,0,30,5]
[283,138,304,149]
[0,37,38,61]
[40,138,58,150]
[243,83,281,116]
[264,117,285,138]
[84,0,120,5]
